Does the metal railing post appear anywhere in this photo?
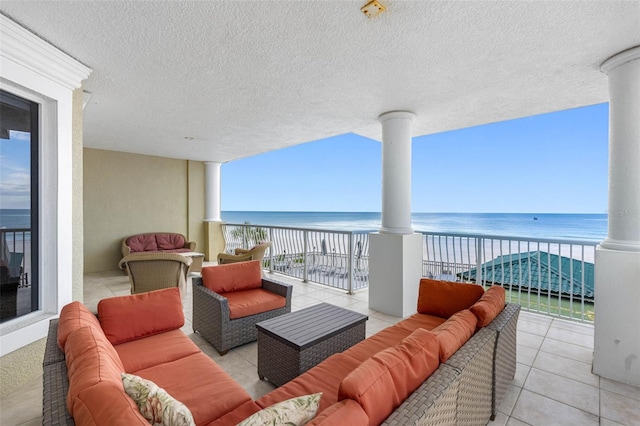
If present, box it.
[476,237,483,286]
[268,227,274,274]
[347,233,354,294]
[303,230,308,283]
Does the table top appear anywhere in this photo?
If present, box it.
[256,303,368,350]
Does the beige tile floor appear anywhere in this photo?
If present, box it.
[2,268,640,426]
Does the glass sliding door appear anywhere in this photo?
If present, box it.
[0,89,39,322]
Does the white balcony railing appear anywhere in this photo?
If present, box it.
[221,223,597,322]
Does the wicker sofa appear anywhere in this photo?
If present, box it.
[43,280,518,426]
[120,232,196,257]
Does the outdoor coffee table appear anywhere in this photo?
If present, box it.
[256,303,368,387]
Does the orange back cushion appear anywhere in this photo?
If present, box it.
[98,288,184,345]
[417,278,485,318]
[306,399,369,426]
[73,381,149,425]
[469,285,506,327]
[64,326,125,415]
[201,260,263,293]
[432,309,478,362]
[338,328,440,426]
[57,301,103,349]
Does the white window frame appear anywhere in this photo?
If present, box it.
[0,16,91,355]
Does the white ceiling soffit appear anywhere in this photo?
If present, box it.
[1,1,638,162]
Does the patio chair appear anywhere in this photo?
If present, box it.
[118,252,192,295]
[217,241,271,265]
[192,260,292,355]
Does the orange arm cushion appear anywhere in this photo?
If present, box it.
[338,328,440,426]
[432,309,478,362]
[469,285,506,327]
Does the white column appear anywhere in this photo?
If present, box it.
[204,161,221,222]
[379,111,415,234]
[369,110,423,317]
[593,46,640,387]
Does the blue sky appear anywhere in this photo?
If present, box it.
[0,130,31,209]
[222,103,609,214]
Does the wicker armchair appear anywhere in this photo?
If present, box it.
[217,241,271,265]
[192,261,292,355]
[118,252,192,295]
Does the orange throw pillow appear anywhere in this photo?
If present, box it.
[201,260,263,293]
[469,285,506,327]
[98,288,184,345]
[432,309,478,362]
[417,278,485,318]
[338,328,440,426]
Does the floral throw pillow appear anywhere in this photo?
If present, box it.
[121,373,195,426]
[237,392,322,426]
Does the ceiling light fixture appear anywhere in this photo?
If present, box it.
[361,0,386,18]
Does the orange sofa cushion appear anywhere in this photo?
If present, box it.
[57,301,103,349]
[64,326,125,416]
[470,285,506,327]
[134,351,254,425]
[201,260,263,293]
[306,399,369,426]
[72,381,149,425]
[206,400,262,426]
[114,329,201,373]
[394,313,447,334]
[338,328,440,426]
[417,278,485,318]
[343,325,412,363]
[256,353,361,414]
[223,288,286,319]
[98,288,184,345]
[432,309,478,362]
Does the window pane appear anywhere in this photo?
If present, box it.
[0,90,38,322]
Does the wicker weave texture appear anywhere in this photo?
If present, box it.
[382,363,460,426]
[486,303,520,415]
[42,320,74,426]
[446,328,495,425]
[257,322,365,387]
[192,276,292,354]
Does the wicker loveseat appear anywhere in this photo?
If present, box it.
[43,279,518,425]
[120,232,196,257]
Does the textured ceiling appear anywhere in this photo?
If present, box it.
[1,1,639,162]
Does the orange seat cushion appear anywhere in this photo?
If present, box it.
[223,288,286,319]
[64,326,125,416]
[134,352,253,425]
[338,328,440,426]
[114,329,201,373]
[256,353,361,414]
[306,399,369,426]
[469,285,506,327]
[394,313,447,334]
[206,400,262,426]
[98,288,184,345]
[57,301,102,349]
[201,260,263,293]
[343,325,412,363]
[432,309,478,362]
[417,278,485,318]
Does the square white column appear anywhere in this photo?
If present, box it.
[368,232,423,317]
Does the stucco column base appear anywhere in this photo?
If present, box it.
[204,221,225,262]
[593,246,640,386]
[368,232,423,318]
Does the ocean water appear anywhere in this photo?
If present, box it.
[222,211,608,242]
[0,209,608,242]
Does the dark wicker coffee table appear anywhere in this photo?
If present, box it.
[256,303,368,387]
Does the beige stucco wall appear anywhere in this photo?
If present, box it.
[0,89,85,397]
[84,149,205,272]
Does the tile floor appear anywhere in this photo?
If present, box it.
[2,268,640,426]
